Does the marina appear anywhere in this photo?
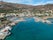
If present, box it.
[0,16,53,40]
[0,17,26,40]
[5,17,53,40]
[0,1,53,40]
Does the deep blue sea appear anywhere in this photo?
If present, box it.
[5,18,53,40]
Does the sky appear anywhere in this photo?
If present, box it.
[0,0,53,6]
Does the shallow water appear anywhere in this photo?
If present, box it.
[5,18,53,40]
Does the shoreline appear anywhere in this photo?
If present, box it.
[0,17,26,40]
[0,16,53,40]
[33,17,52,24]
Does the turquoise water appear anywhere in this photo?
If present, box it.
[5,18,53,40]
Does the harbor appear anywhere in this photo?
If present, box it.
[0,16,26,40]
[5,17,53,40]
[0,0,53,40]
[0,14,53,40]
[0,16,53,40]
[0,16,53,39]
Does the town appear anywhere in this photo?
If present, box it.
[0,1,53,40]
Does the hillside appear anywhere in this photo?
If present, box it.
[0,1,53,13]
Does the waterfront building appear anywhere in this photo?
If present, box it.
[0,13,5,18]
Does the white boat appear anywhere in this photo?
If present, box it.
[33,17,52,24]
[0,26,11,40]
[41,19,52,24]
[45,20,52,24]
[41,19,46,23]
[33,17,41,22]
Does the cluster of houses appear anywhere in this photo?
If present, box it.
[0,10,53,18]
[34,10,53,17]
[0,11,34,18]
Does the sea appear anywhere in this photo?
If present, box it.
[5,17,53,40]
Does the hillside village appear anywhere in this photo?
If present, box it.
[0,1,53,27]
[0,9,53,18]
[0,1,53,40]
[0,1,53,18]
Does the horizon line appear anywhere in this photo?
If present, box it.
[0,1,53,6]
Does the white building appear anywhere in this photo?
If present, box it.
[0,13,5,18]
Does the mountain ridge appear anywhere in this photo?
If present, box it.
[0,1,53,13]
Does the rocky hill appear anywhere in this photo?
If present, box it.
[0,1,53,13]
